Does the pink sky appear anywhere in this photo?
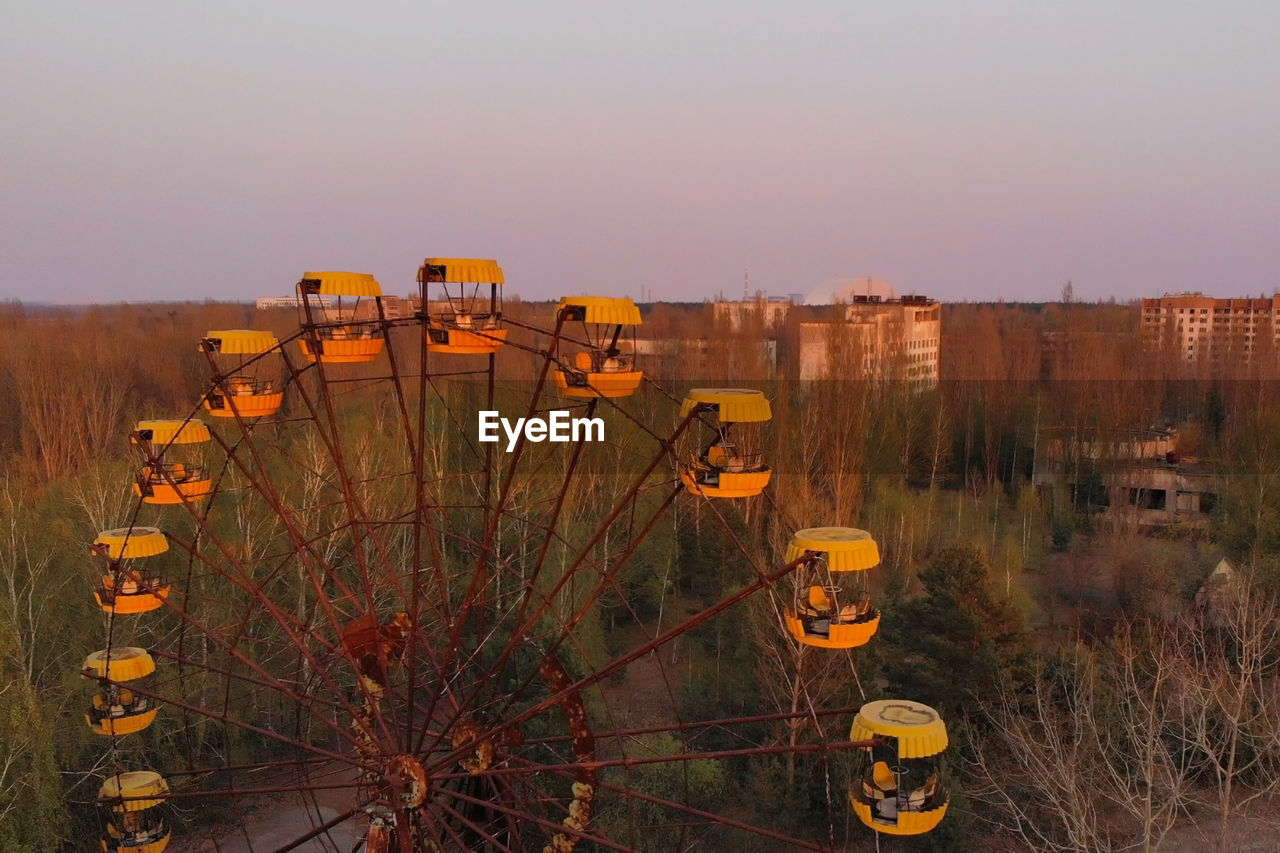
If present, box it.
[2,1,1278,304]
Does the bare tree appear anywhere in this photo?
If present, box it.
[1174,577,1280,852]
[0,479,77,686]
[8,319,130,483]
[1099,624,1193,851]
[969,625,1195,852]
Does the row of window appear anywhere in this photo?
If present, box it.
[1144,306,1273,315]
[1146,316,1272,325]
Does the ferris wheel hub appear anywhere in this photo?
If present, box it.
[382,754,429,809]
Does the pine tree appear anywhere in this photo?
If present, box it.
[881,546,1030,722]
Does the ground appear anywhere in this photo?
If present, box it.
[172,764,365,853]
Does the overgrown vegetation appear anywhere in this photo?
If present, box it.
[1,298,1278,850]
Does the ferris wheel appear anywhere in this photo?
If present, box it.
[77,259,949,852]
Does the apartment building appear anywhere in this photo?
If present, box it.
[713,279,941,383]
[797,294,941,383]
[1141,292,1280,364]
[713,293,796,332]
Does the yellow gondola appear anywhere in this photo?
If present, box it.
[98,771,170,853]
[296,271,386,364]
[848,699,949,836]
[418,258,509,354]
[678,389,772,497]
[83,648,158,736]
[784,527,882,649]
[91,527,171,614]
[553,296,643,398]
[130,420,212,504]
[200,330,284,417]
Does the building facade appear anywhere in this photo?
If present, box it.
[1031,428,1217,529]
[1141,292,1280,365]
[713,293,795,332]
[633,338,777,380]
[797,295,941,383]
[255,295,419,320]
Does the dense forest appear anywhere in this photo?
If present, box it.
[0,296,1278,852]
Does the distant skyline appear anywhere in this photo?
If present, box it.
[2,2,1278,305]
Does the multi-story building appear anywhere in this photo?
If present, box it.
[797,294,941,383]
[713,293,796,332]
[256,295,420,320]
[713,280,941,383]
[354,294,418,320]
[633,338,777,380]
[1141,292,1280,365]
[255,296,319,310]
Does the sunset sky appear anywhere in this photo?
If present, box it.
[2,1,1277,304]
